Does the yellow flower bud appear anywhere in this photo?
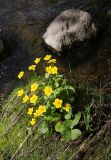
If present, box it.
[18,71,24,79]
[44,55,51,61]
[23,95,29,103]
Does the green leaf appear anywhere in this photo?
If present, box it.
[55,122,66,134]
[70,129,81,140]
[63,112,81,129]
[56,74,63,78]
[63,130,71,140]
[62,129,81,141]
[44,115,53,121]
[63,120,73,129]
[64,109,72,120]
[70,112,81,129]
[51,113,61,122]
[44,112,61,122]
[39,82,45,87]
[39,122,49,134]
[43,95,48,100]
[54,81,59,88]
[53,87,64,97]
[65,86,75,93]
[45,73,49,78]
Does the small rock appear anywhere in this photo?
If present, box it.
[43,9,96,52]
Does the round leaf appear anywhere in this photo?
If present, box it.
[45,73,49,78]
[55,122,66,134]
[70,129,81,140]
[39,122,49,134]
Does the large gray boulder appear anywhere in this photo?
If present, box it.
[43,9,96,52]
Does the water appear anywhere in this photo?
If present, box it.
[0,0,111,91]
[0,0,110,25]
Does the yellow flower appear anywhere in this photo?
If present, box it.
[34,109,41,117]
[46,66,52,74]
[51,66,58,74]
[23,95,29,103]
[34,58,41,64]
[31,83,38,92]
[44,55,51,61]
[27,107,33,115]
[30,118,36,125]
[53,99,63,108]
[64,103,71,112]
[18,71,24,79]
[38,105,46,114]
[34,106,46,117]
[46,66,58,74]
[28,65,36,71]
[17,89,24,97]
[30,94,38,104]
[44,86,53,97]
[48,59,56,63]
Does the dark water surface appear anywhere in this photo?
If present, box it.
[0,0,111,92]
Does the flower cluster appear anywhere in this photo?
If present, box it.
[17,55,72,126]
[17,55,58,79]
[28,105,46,125]
[17,54,84,142]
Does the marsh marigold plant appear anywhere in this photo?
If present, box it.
[17,54,82,141]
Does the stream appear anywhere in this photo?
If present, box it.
[0,0,111,93]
